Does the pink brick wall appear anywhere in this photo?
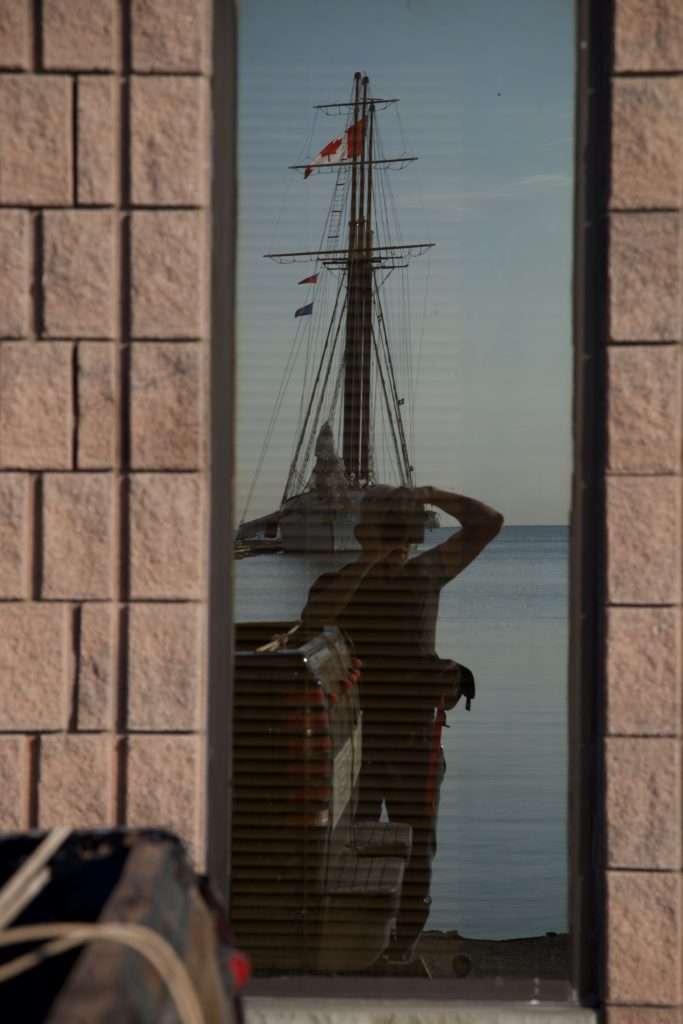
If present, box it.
[604,0,683,1018]
[0,0,211,865]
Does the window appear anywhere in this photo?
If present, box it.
[223,0,595,1002]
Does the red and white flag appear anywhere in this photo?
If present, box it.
[297,273,318,285]
[304,118,365,179]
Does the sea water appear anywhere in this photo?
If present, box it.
[234,525,568,940]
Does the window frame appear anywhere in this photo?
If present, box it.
[568,0,609,1005]
[208,0,606,1009]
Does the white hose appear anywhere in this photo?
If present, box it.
[0,921,206,1024]
[0,826,71,930]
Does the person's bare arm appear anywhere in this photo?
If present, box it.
[414,485,504,580]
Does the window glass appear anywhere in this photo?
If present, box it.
[233,0,574,985]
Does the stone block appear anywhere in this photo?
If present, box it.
[131,0,209,72]
[606,871,681,1004]
[606,476,681,605]
[614,0,683,72]
[0,473,30,598]
[43,0,118,70]
[0,736,25,831]
[607,345,682,473]
[0,604,69,729]
[130,344,203,469]
[77,604,116,730]
[38,735,112,829]
[0,342,72,469]
[42,473,116,599]
[126,603,201,729]
[606,738,680,869]
[131,76,207,207]
[606,607,680,736]
[77,76,118,205]
[0,210,30,338]
[611,78,683,210]
[0,3,30,69]
[130,211,207,338]
[0,75,71,205]
[77,342,118,468]
[609,214,681,341]
[128,474,203,599]
[606,1010,683,1024]
[126,735,202,863]
[43,210,117,338]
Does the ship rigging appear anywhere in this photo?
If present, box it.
[239,72,434,552]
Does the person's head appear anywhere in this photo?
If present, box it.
[354,486,426,568]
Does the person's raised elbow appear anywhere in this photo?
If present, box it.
[472,506,504,543]
[485,507,501,540]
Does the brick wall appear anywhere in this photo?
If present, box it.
[0,0,211,864]
[603,1,683,1020]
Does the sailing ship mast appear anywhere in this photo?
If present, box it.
[244,72,434,551]
[344,72,373,485]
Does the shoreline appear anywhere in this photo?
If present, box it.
[413,929,569,978]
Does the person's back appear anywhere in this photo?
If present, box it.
[302,484,503,959]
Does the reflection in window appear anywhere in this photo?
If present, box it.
[232,0,574,982]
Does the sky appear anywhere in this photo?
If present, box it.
[235,0,575,525]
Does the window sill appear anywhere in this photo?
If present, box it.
[244,981,596,1024]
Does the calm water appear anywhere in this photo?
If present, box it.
[234,525,568,940]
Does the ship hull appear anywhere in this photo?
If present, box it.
[279,490,364,552]
[278,487,439,553]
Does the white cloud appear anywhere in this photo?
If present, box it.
[417,173,571,205]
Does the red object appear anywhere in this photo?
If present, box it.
[286,785,332,803]
[343,668,360,691]
[225,949,252,990]
[286,759,332,776]
[298,273,318,285]
[285,710,330,732]
[286,688,325,706]
[425,696,446,814]
[288,735,331,756]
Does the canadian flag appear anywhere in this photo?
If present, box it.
[304,118,365,179]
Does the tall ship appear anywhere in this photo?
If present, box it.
[238,72,434,553]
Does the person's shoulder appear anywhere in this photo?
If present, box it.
[301,568,345,624]
[309,569,342,590]
[308,563,357,589]
[406,545,449,583]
